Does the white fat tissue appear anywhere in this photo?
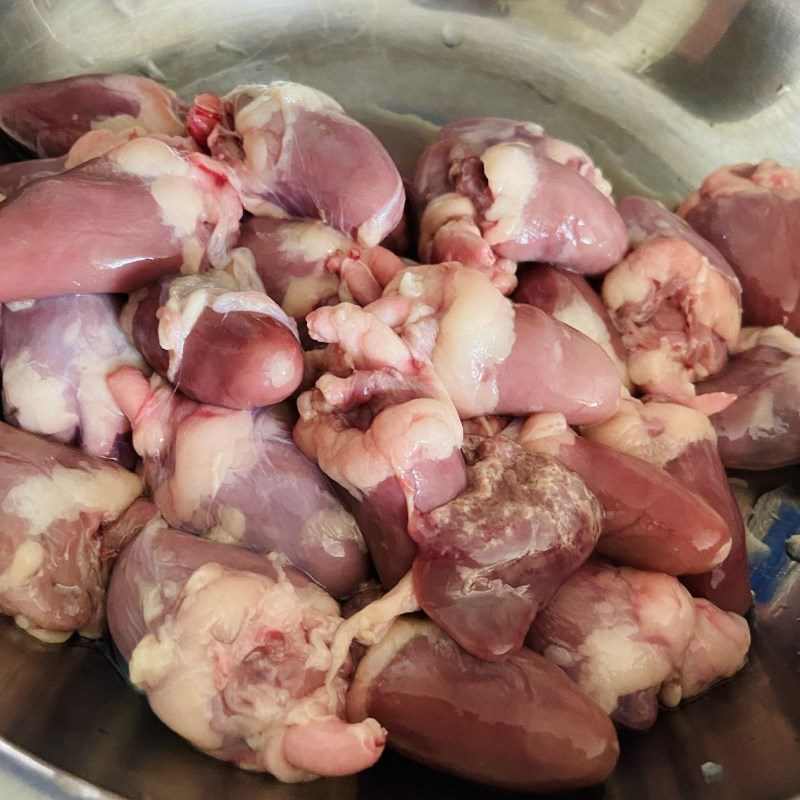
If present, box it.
[282,273,341,318]
[90,113,142,133]
[128,561,353,782]
[426,269,515,416]
[67,126,148,168]
[0,540,44,592]
[481,142,537,246]
[5,300,35,312]
[167,410,257,521]
[308,395,462,498]
[101,74,185,136]
[735,325,800,356]
[357,215,388,250]
[158,248,298,379]
[2,352,79,436]
[180,238,205,275]
[233,82,343,133]
[580,626,675,714]
[418,193,477,255]
[140,583,164,626]
[149,175,206,237]
[544,643,575,668]
[13,615,72,644]
[265,352,293,387]
[2,465,142,537]
[326,573,419,696]
[627,347,687,391]
[278,220,352,263]
[540,137,613,198]
[516,413,571,455]
[601,261,652,310]
[110,138,190,179]
[301,507,365,557]
[459,120,544,150]
[556,296,628,383]
[204,506,247,544]
[571,572,697,714]
[582,399,716,468]
[743,391,788,440]
[76,368,132,451]
[603,242,741,351]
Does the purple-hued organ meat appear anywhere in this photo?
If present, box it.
[411,434,602,661]
[239,216,405,318]
[346,618,619,791]
[0,422,141,642]
[294,303,467,589]
[517,414,731,576]
[697,326,800,469]
[528,561,750,730]
[582,398,752,615]
[125,249,302,409]
[602,196,742,413]
[0,137,243,303]
[2,294,146,466]
[0,74,185,157]
[413,117,627,290]
[0,125,186,199]
[436,117,613,197]
[107,523,385,781]
[513,264,630,386]
[372,263,621,422]
[107,368,367,598]
[0,156,65,198]
[679,159,800,332]
[189,83,405,247]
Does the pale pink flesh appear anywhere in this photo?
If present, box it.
[282,717,385,777]
[294,304,467,589]
[0,156,65,195]
[130,272,303,410]
[239,215,405,316]
[107,367,368,598]
[496,304,621,422]
[376,263,621,423]
[514,264,630,386]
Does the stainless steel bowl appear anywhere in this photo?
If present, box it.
[0,1,799,798]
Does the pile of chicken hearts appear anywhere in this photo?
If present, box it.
[0,73,796,790]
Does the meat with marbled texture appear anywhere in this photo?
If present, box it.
[411,434,602,661]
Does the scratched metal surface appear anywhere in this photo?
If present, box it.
[0,0,799,798]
